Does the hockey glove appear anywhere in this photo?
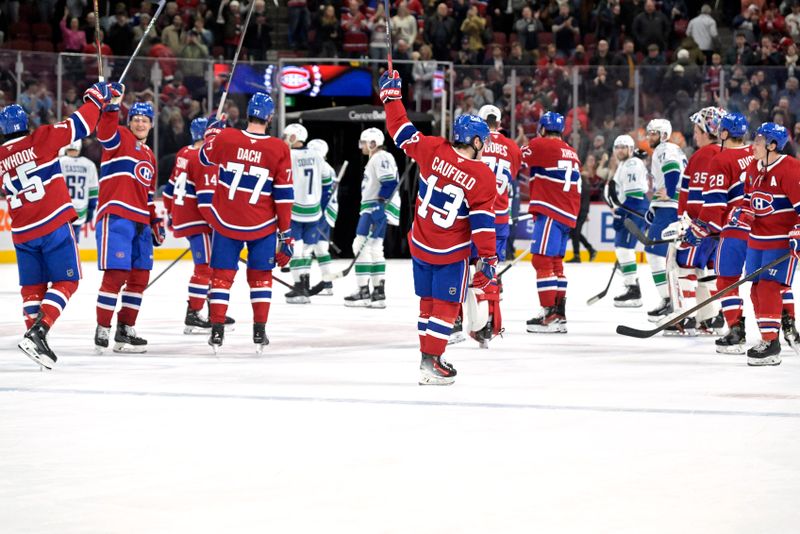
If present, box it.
[471,255,498,290]
[352,234,367,256]
[83,82,112,109]
[727,205,755,229]
[276,231,294,267]
[683,220,709,247]
[790,225,800,259]
[105,82,125,112]
[645,206,656,225]
[379,70,402,103]
[204,115,227,139]
[151,217,166,247]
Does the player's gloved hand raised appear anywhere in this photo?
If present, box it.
[151,217,166,247]
[471,255,498,290]
[379,70,402,103]
[83,82,112,109]
[790,225,800,259]
[276,231,294,267]
[104,82,125,112]
[204,114,227,139]
[682,220,708,247]
[728,205,755,228]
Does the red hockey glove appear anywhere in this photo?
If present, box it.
[83,82,112,109]
[790,225,800,259]
[471,255,498,290]
[682,220,709,247]
[727,206,755,229]
[379,70,402,103]
[204,114,227,139]
[151,217,166,247]
[276,230,294,267]
[105,82,125,112]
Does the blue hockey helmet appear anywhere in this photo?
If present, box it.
[719,112,748,138]
[190,116,209,142]
[247,92,274,121]
[2,104,28,134]
[453,114,490,145]
[755,122,789,151]
[539,111,565,134]
[128,101,154,123]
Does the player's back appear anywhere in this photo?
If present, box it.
[410,136,496,264]
[748,155,800,249]
[199,128,293,240]
[680,142,721,218]
[362,149,398,202]
[482,131,521,225]
[1,133,75,244]
[97,126,157,224]
[164,145,214,237]
[60,155,98,225]
[700,145,753,235]
[290,146,326,222]
[522,136,581,228]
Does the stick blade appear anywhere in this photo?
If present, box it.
[586,293,604,306]
[616,324,658,338]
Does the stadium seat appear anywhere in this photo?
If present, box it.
[4,39,33,51]
[33,41,54,52]
[31,23,52,41]
[583,33,596,47]
[343,32,368,55]
[9,21,30,39]
[493,32,507,47]
[538,32,554,46]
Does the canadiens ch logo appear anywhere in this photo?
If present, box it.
[750,191,774,216]
[134,161,155,188]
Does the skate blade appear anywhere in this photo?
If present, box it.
[663,329,698,337]
[209,343,222,355]
[319,289,334,296]
[447,332,466,345]
[254,343,268,355]
[526,325,566,334]
[113,343,147,354]
[613,300,643,308]
[716,344,746,355]
[286,297,311,304]
[647,315,668,323]
[368,301,386,309]
[94,345,107,354]
[747,355,782,366]
[184,325,211,335]
[418,373,455,386]
[343,300,371,308]
[18,339,54,370]
[785,338,800,356]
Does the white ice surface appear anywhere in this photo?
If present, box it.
[1,258,799,534]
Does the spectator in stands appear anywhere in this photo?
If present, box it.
[507,41,533,74]
[147,36,178,81]
[730,79,756,113]
[222,4,244,59]
[589,39,614,72]
[515,6,543,53]
[18,80,53,129]
[424,3,456,62]
[483,43,504,74]
[61,9,87,52]
[640,43,665,112]
[460,5,486,63]
[107,4,134,60]
[632,0,669,52]
[341,0,368,58]
[732,5,761,45]
[412,44,437,104]
[314,4,341,58]
[687,4,718,64]
[244,8,272,61]
[665,89,693,137]
[784,42,799,80]
[394,39,413,100]
[593,0,620,50]
[368,4,390,60]
[133,14,153,43]
[759,4,786,37]
[613,38,636,116]
[160,110,191,157]
[570,44,588,68]
[225,101,247,129]
[62,86,81,117]
[163,15,186,54]
[192,16,214,48]
[552,2,579,58]
[600,116,620,149]
[392,2,417,46]
[663,49,700,98]
[773,96,796,126]
[725,31,756,65]
[82,28,112,79]
[787,1,800,41]
[179,30,210,97]
[745,96,766,126]
[65,0,85,19]
[455,94,477,116]
[467,79,495,108]
[288,0,310,50]
[588,65,614,127]
[538,42,566,66]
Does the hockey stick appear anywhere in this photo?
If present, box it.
[92,0,104,81]
[497,250,528,278]
[383,0,393,72]
[215,0,258,120]
[237,257,294,289]
[512,213,533,223]
[586,261,619,305]
[145,247,190,289]
[623,217,674,246]
[617,252,792,338]
[118,0,167,84]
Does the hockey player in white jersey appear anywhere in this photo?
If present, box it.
[59,139,98,243]
[307,138,339,295]
[283,124,330,304]
[344,127,399,308]
[604,135,649,307]
[644,119,688,325]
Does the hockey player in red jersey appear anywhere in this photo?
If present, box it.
[744,122,800,365]
[198,92,294,354]
[380,70,497,385]
[163,116,235,334]
[94,96,164,354]
[521,111,582,334]
[4,83,117,368]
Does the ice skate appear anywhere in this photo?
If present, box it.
[614,283,642,308]
[223,314,236,331]
[663,316,698,336]
[647,298,672,323]
[94,325,110,354]
[344,285,371,307]
[113,324,148,354]
[526,307,566,334]
[285,274,311,304]
[253,322,269,354]
[747,339,782,366]
[470,318,494,348]
[369,280,386,309]
[698,311,725,336]
[184,305,211,334]
[418,353,456,385]
[781,311,800,355]
[315,281,334,296]
[18,319,56,370]
[208,323,225,354]
[448,316,466,344]
[715,317,746,355]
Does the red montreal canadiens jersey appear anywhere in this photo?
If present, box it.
[521,137,581,228]
[96,111,157,225]
[198,128,293,240]
[745,155,800,250]
[679,142,722,219]
[698,145,753,239]
[163,145,215,237]
[1,102,100,244]
[385,100,496,265]
[481,131,521,225]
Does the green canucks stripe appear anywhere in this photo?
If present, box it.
[355,264,372,274]
[652,271,667,285]
[371,263,386,274]
[88,187,99,198]
[292,204,321,216]
[322,176,333,186]
[386,203,400,218]
[290,258,313,269]
[325,205,338,218]
[317,254,332,265]
[662,161,681,173]
[620,262,637,274]
[379,175,396,182]
[626,191,645,199]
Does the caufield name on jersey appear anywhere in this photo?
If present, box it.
[431,156,476,190]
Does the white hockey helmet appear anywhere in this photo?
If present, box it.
[307,138,328,159]
[478,104,502,123]
[646,118,672,142]
[59,139,82,156]
[690,106,726,137]
[359,127,385,149]
[613,134,635,149]
[284,123,308,144]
